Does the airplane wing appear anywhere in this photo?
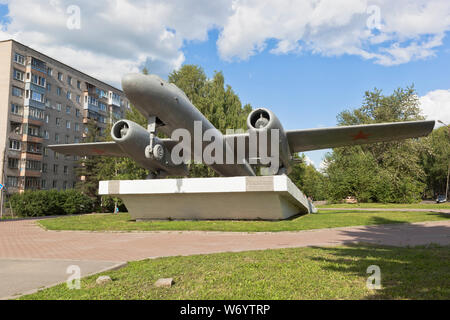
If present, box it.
[48,142,126,157]
[286,120,435,152]
[48,139,180,157]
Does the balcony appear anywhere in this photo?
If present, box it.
[9,113,23,123]
[28,57,47,74]
[22,152,43,162]
[22,134,43,144]
[26,82,45,94]
[25,99,46,110]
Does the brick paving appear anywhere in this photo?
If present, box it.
[1,219,449,262]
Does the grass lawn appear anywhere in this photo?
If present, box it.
[20,244,450,300]
[38,210,449,233]
[316,203,450,209]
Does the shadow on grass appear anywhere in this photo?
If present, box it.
[311,217,450,299]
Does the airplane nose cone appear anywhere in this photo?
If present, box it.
[121,73,144,96]
[121,73,169,118]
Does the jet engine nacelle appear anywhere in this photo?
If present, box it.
[247,108,292,174]
[111,119,187,177]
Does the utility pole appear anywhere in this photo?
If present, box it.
[438,121,450,201]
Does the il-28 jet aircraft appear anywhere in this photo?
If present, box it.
[50,73,435,178]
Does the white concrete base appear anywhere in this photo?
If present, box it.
[99,176,317,220]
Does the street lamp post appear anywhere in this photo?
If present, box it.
[437,120,450,201]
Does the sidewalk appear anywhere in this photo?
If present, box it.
[1,218,449,299]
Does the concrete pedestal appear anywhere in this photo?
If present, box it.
[99,176,317,220]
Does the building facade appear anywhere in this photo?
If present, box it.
[0,40,129,194]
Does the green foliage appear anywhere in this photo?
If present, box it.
[325,86,430,203]
[9,190,93,217]
[421,126,450,198]
[169,65,253,177]
[289,154,327,200]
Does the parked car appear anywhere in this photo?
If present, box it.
[344,196,358,204]
[436,195,447,203]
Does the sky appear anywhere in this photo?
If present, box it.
[0,0,449,168]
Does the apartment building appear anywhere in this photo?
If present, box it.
[0,39,129,194]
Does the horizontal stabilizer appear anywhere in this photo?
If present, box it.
[48,142,125,157]
[286,120,435,152]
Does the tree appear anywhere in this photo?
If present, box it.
[325,86,428,203]
[421,126,450,198]
[168,65,254,177]
[288,154,327,201]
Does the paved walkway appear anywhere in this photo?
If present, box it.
[0,218,449,299]
[319,207,450,213]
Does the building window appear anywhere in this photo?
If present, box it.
[9,140,21,150]
[76,109,80,117]
[43,147,48,156]
[66,120,71,129]
[54,151,59,159]
[57,87,62,96]
[25,177,40,189]
[67,76,72,85]
[66,91,71,100]
[13,69,24,81]
[29,107,44,120]
[43,130,49,139]
[58,72,63,81]
[74,136,80,143]
[75,123,80,132]
[41,179,47,189]
[45,114,49,123]
[12,86,23,97]
[14,52,25,65]
[47,68,52,76]
[27,126,40,137]
[65,135,70,144]
[31,74,46,87]
[7,176,19,188]
[64,166,68,175]
[63,181,68,190]
[53,164,58,173]
[56,103,62,111]
[55,133,60,143]
[76,95,81,103]
[66,105,71,114]
[52,180,57,189]
[11,103,22,115]
[26,160,41,171]
[47,83,51,92]
[42,163,47,173]
[56,117,61,127]
[77,80,81,89]
[27,143,42,154]
[31,91,44,103]
[8,158,19,169]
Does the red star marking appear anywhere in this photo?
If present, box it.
[92,148,105,155]
[352,130,371,141]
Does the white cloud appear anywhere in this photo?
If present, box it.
[1,0,449,88]
[217,0,450,65]
[419,89,450,126]
[303,155,315,167]
[0,0,232,87]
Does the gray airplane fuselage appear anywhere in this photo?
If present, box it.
[121,73,256,177]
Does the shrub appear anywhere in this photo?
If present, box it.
[9,189,94,217]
